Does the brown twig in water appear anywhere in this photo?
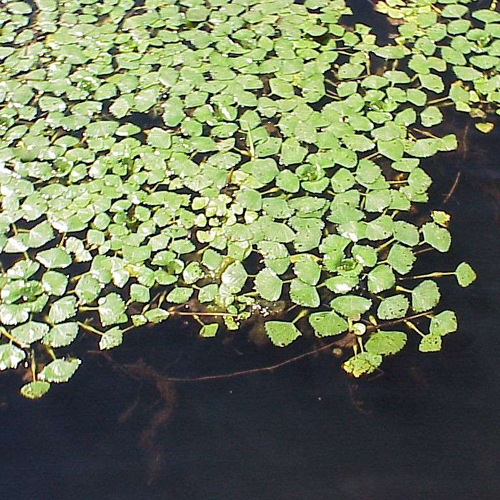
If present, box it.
[442,170,462,205]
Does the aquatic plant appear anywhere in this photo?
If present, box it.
[1,0,491,399]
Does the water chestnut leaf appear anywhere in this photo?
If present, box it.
[264,321,301,347]
[99,327,123,350]
[43,323,79,348]
[39,358,81,384]
[255,268,282,302]
[48,296,77,324]
[365,331,407,356]
[419,334,442,353]
[331,295,372,318]
[20,381,51,400]
[422,222,451,252]
[377,294,409,320]
[412,280,441,313]
[430,310,458,337]
[367,265,396,294]
[343,352,382,378]
[11,321,49,346]
[290,278,320,308]
[0,344,26,370]
[200,323,219,338]
[455,262,477,287]
[308,311,348,337]
[98,293,127,327]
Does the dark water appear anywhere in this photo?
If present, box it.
[2,3,500,500]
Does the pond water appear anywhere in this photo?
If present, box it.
[2,1,500,499]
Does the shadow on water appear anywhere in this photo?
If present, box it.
[3,2,500,500]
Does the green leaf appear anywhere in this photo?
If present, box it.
[377,295,409,320]
[39,358,81,383]
[20,381,51,399]
[255,268,282,302]
[365,331,407,356]
[98,293,127,327]
[419,334,442,353]
[290,278,320,307]
[43,323,79,348]
[200,323,219,338]
[99,327,123,350]
[367,265,395,294]
[0,344,26,370]
[343,352,382,377]
[48,296,77,324]
[430,310,457,336]
[455,262,477,287]
[36,248,72,269]
[11,321,49,346]
[293,255,321,285]
[264,321,302,347]
[166,287,193,304]
[221,262,248,294]
[422,222,451,252]
[412,280,441,313]
[308,311,348,337]
[387,244,415,275]
[330,295,372,318]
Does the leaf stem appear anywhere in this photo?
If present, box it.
[401,271,454,280]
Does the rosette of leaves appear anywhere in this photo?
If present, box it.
[0,0,479,397]
[376,0,500,133]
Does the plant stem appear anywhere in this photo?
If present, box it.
[401,271,454,280]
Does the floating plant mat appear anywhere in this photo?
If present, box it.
[1,0,496,399]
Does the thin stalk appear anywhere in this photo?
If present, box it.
[401,271,454,280]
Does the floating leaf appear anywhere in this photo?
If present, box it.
[264,321,301,347]
[308,311,348,337]
[200,323,218,338]
[343,352,382,377]
[39,358,81,383]
[455,262,477,287]
[430,310,457,337]
[331,295,372,318]
[98,293,127,327]
[422,222,451,252]
[20,381,51,399]
[255,268,282,302]
[365,331,407,356]
[99,327,123,350]
[48,296,77,324]
[412,280,441,313]
[377,295,409,320]
[419,334,442,353]
[0,344,26,370]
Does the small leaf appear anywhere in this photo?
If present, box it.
[455,262,477,287]
[430,311,457,336]
[20,381,51,400]
[419,334,442,353]
[343,352,382,377]
[330,295,372,318]
[39,358,81,383]
[99,327,123,350]
[98,293,127,327]
[36,248,72,269]
[255,268,282,302]
[377,295,409,320]
[0,344,26,370]
[264,321,302,347]
[43,323,78,348]
[412,280,441,313]
[308,311,348,337]
[422,222,451,252]
[365,331,407,356]
[200,323,218,338]
[48,296,77,324]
